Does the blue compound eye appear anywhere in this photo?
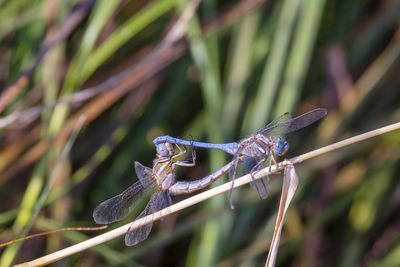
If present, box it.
[156,143,169,157]
[156,142,175,157]
[273,137,289,156]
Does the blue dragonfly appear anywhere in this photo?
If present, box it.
[153,108,327,207]
[93,141,196,246]
[93,141,238,245]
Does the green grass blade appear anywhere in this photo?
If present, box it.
[250,0,301,131]
[274,0,327,116]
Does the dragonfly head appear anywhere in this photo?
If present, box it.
[156,142,174,158]
[273,137,289,156]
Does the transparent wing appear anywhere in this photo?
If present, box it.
[134,161,153,188]
[93,162,154,225]
[93,181,154,224]
[256,112,292,137]
[258,108,327,137]
[249,176,269,200]
[245,157,269,200]
[125,191,172,246]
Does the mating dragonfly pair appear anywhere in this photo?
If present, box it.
[93,108,327,246]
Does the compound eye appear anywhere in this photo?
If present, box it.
[273,137,289,156]
[282,142,289,155]
[156,144,169,157]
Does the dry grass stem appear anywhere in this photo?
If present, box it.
[265,162,299,267]
[15,121,400,266]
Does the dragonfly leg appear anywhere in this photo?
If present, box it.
[156,157,170,164]
[228,156,241,209]
[172,143,187,158]
[249,158,270,199]
[175,144,196,167]
[250,158,266,178]
[268,153,278,172]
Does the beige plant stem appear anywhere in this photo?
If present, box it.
[15,121,400,267]
[265,162,298,267]
[291,121,400,164]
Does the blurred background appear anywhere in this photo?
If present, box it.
[0,0,400,266]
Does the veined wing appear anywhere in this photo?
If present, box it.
[93,161,154,225]
[228,154,270,206]
[93,181,154,224]
[245,157,269,200]
[258,108,327,137]
[249,175,269,199]
[135,161,153,188]
[125,191,172,246]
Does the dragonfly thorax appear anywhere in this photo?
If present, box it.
[153,161,175,191]
[239,134,275,157]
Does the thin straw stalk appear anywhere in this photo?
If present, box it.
[16,121,400,267]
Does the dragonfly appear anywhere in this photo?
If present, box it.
[153,108,327,207]
[93,141,237,246]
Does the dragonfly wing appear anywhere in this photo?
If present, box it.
[257,112,292,137]
[93,181,152,224]
[134,161,153,188]
[125,191,172,246]
[249,177,269,199]
[259,108,327,136]
[246,158,269,199]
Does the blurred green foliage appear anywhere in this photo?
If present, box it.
[0,0,400,266]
